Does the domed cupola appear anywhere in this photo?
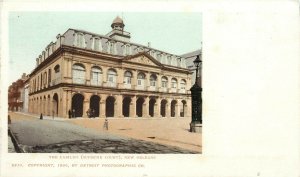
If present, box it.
[111,16,125,30]
[106,16,131,42]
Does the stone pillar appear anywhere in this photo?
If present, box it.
[49,97,53,117]
[115,95,123,118]
[167,76,171,92]
[145,72,150,90]
[130,96,137,118]
[186,97,192,117]
[157,75,161,91]
[154,97,161,117]
[177,78,181,93]
[143,96,150,118]
[132,70,137,89]
[165,98,171,118]
[62,91,68,118]
[116,68,124,89]
[102,67,107,85]
[99,94,107,118]
[176,99,182,118]
[83,99,89,118]
[86,63,91,85]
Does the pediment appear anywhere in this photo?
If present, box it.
[123,53,162,67]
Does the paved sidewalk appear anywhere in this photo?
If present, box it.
[8,134,16,153]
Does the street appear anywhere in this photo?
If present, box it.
[9,112,199,153]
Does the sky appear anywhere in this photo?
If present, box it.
[8,12,202,83]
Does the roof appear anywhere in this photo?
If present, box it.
[112,16,124,24]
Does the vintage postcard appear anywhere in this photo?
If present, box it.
[1,0,299,177]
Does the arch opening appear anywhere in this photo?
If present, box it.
[72,93,84,117]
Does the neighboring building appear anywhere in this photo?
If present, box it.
[27,16,193,118]
[8,73,28,111]
[181,49,202,86]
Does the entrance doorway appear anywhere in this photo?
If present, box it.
[123,97,131,117]
[72,93,84,117]
[106,96,115,117]
[90,95,100,117]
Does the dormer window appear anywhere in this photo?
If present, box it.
[74,32,86,48]
[91,37,102,51]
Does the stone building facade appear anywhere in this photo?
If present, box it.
[28,16,192,119]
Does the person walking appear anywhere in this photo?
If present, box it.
[68,109,72,118]
[103,118,108,130]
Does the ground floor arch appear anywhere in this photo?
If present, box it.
[90,95,100,117]
[72,93,84,117]
[123,97,131,117]
[171,100,177,117]
[181,100,187,117]
[53,93,59,117]
[161,99,167,117]
[106,96,115,117]
[136,97,145,117]
[149,98,156,117]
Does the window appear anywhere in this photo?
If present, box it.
[107,69,117,87]
[161,76,168,88]
[171,78,177,89]
[107,41,115,54]
[167,55,172,65]
[177,58,181,67]
[137,72,145,87]
[124,71,132,84]
[91,66,102,86]
[180,80,186,89]
[72,64,86,84]
[124,45,131,55]
[74,32,85,48]
[48,68,51,86]
[92,37,102,51]
[150,74,157,87]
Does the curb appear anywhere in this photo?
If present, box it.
[8,128,25,153]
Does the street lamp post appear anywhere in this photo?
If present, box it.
[190,54,202,133]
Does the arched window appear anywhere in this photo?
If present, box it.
[150,74,157,87]
[92,37,102,51]
[171,78,177,89]
[124,71,132,85]
[180,79,186,90]
[53,65,60,85]
[107,69,117,87]
[107,41,116,54]
[72,63,86,84]
[91,66,102,86]
[74,32,86,48]
[137,72,145,89]
[161,76,168,88]
[124,44,131,55]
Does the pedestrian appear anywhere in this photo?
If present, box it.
[68,109,72,118]
[72,109,76,118]
[103,118,108,130]
[92,109,95,118]
[86,108,91,118]
[40,113,43,120]
[8,115,11,124]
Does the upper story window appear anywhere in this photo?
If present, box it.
[74,32,86,48]
[72,63,86,84]
[124,71,132,84]
[156,54,161,62]
[180,79,186,89]
[167,55,172,65]
[137,72,145,86]
[107,69,117,86]
[161,76,168,88]
[150,74,157,87]
[171,78,177,89]
[54,64,60,73]
[92,37,102,51]
[54,64,61,83]
[91,66,102,86]
[107,41,116,54]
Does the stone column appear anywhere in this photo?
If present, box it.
[115,95,123,118]
[67,58,73,83]
[130,96,136,117]
[165,98,171,118]
[157,75,161,91]
[145,72,150,91]
[116,68,124,89]
[62,91,68,118]
[167,76,171,93]
[154,97,161,117]
[143,96,150,118]
[99,94,107,118]
[102,67,107,86]
[83,99,90,118]
[177,78,181,93]
[132,70,137,89]
[186,97,192,117]
[66,91,72,117]
[86,63,91,86]
[176,99,182,118]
